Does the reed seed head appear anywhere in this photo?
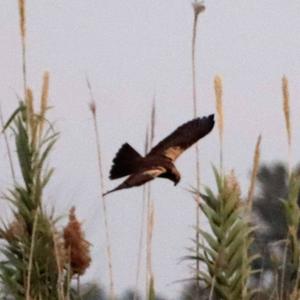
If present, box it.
[247,135,262,211]
[282,75,292,150]
[40,72,49,117]
[226,169,241,198]
[192,1,206,17]
[4,217,27,241]
[18,0,26,40]
[63,207,91,275]
[214,75,224,139]
[89,101,97,115]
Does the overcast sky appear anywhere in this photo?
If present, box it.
[1,1,300,299]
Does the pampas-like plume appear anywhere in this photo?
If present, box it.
[63,207,91,276]
[226,169,241,198]
[26,88,35,140]
[18,0,26,40]
[247,135,262,211]
[282,76,292,176]
[39,71,50,139]
[18,0,27,94]
[214,75,224,172]
[3,217,26,242]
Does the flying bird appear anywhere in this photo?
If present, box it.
[103,114,215,196]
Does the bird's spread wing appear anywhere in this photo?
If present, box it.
[147,114,214,161]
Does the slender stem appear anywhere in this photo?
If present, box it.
[192,10,201,286]
[208,276,215,300]
[0,104,16,181]
[134,184,147,300]
[86,78,115,300]
[92,113,115,300]
[26,210,38,300]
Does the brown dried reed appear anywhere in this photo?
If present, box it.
[214,75,224,173]
[247,135,262,211]
[63,207,91,276]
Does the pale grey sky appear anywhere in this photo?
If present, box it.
[1,1,300,299]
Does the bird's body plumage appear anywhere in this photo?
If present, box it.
[103,114,215,196]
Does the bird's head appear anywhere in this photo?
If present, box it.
[171,167,181,186]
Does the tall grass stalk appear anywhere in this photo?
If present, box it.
[280,76,293,300]
[147,201,155,300]
[247,135,261,211]
[134,128,149,300]
[191,0,205,283]
[214,75,224,174]
[146,100,156,298]
[87,79,115,300]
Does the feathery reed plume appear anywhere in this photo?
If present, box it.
[282,76,292,176]
[39,71,50,139]
[63,207,91,275]
[0,104,16,181]
[26,88,35,138]
[86,78,115,300]
[191,0,205,285]
[4,217,26,242]
[226,169,241,198]
[247,135,261,211]
[18,0,27,95]
[214,75,224,173]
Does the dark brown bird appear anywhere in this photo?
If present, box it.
[103,114,215,196]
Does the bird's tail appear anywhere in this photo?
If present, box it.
[103,182,127,197]
[109,143,142,179]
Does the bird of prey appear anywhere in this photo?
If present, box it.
[103,114,214,196]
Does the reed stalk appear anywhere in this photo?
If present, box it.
[280,76,293,300]
[87,79,115,300]
[146,99,156,298]
[191,0,205,284]
[134,128,149,300]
